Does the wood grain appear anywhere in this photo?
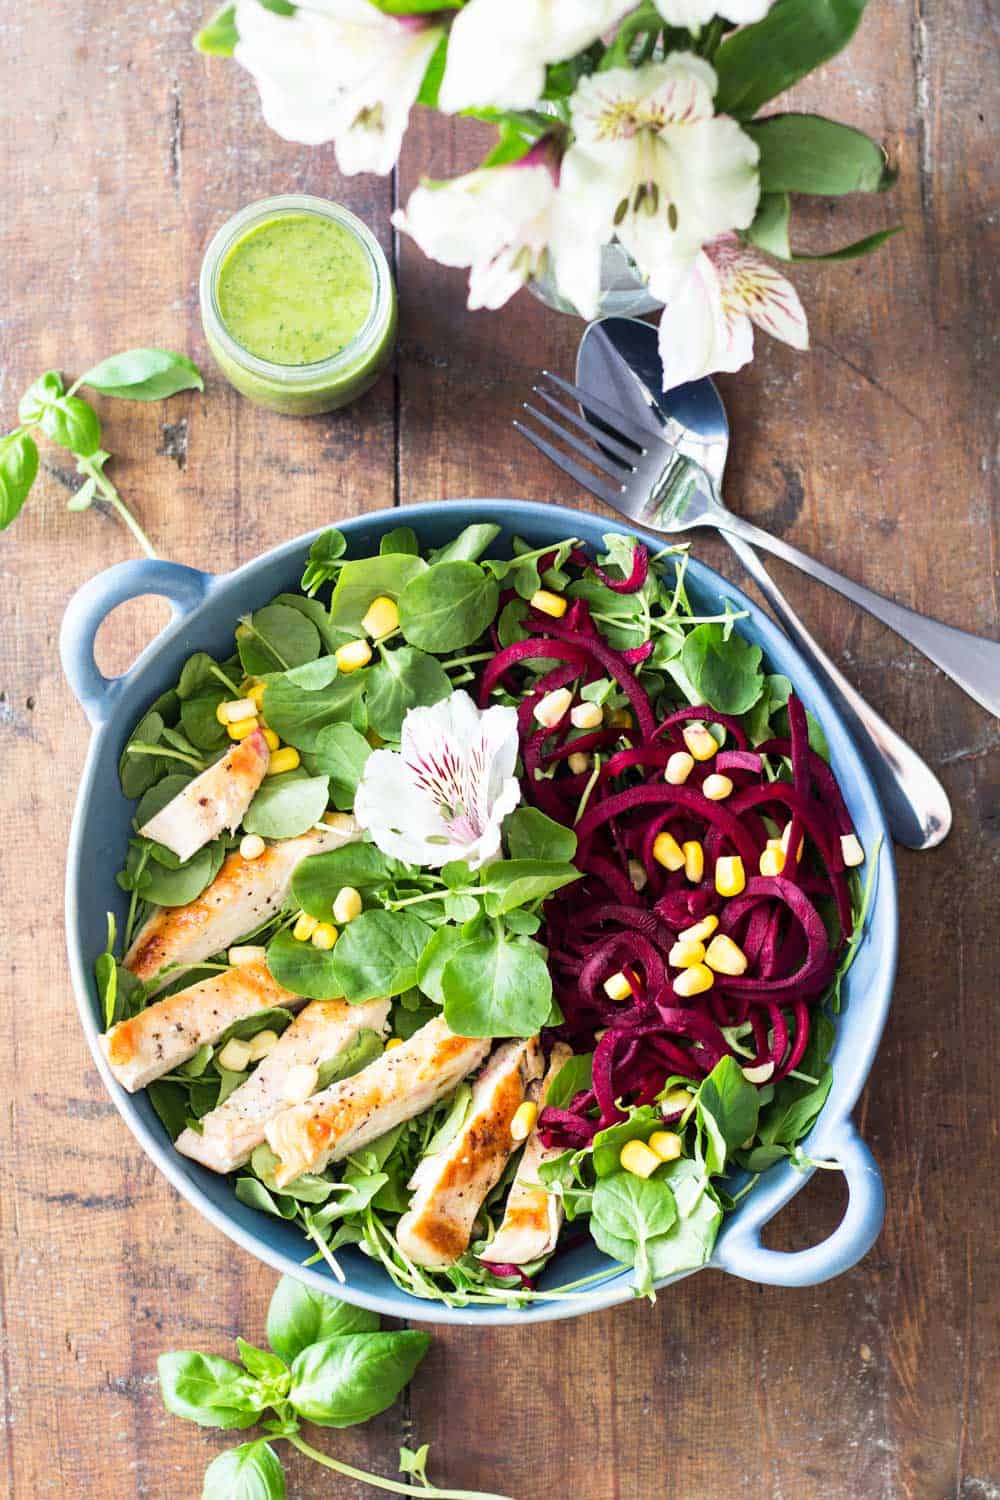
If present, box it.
[1,0,998,1495]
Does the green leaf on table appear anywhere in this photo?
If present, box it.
[39,395,101,457]
[235,1339,288,1383]
[504,805,577,863]
[288,1331,430,1428]
[157,1351,264,1430]
[263,672,366,752]
[243,772,330,840]
[715,0,871,119]
[366,646,452,740]
[292,844,396,918]
[329,909,433,1001]
[329,553,426,630]
[745,114,894,196]
[398,561,499,653]
[238,603,321,675]
[201,1440,286,1500]
[680,622,764,715]
[194,3,239,54]
[0,430,38,528]
[695,1056,760,1176]
[747,192,900,262]
[79,347,205,400]
[17,371,63,424]
[309,722,372,810]
[266,1275,379,1364]
[479,859,581,916]
[441,928,552,1038]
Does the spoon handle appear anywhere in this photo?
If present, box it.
[722,531,952,850]
[719,512,1000,717]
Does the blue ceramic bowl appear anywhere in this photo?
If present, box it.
[61,500,896,1325]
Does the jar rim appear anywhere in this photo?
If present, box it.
[199,194,393,385]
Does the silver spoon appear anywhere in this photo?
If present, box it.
[575,315,952,851]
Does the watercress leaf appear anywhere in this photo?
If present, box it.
[266,928,343,1001]
[147,1079,190,1140]
[236,1339,288,1382]
[140,839,225,906]
[497,597,529,646]
[309,723,372,810]
[181,691,228,750]
[281,657,340,692]
[441,929,552,1038]
[157,1351,264,1429]
[398,561,499,653]
[243,772,330,839]
[695,1056,760,1176]
[273,593,350,654]
[292,845,397,918]
[591,1106,661,1178]
[415,924,471,1005]
[262,672,366,752]
[380,525,419,555]
[758,1066,833,1147]
[316,1027,384,1088]
[215,1008,295,1052]
[234,1176,299,1220]
[737,1143,789,1172]
[329,910,433,1001]
[250,1144,335,1205]
[96,952,146,1029]
[329,554,427,631]
[288,1331,430,1428]
[545,1052,593,1109]
[177,651,225,700]
[444,892,479,922]
[40,395,101,457]
[593,1170,677,1248]
[743,672,792,746]
[266,1275,379,1364]
[18,370,63,423]
[366,646,452,740]
[680,622,764,715]
[300,529,348,597]
[0,430,39,527]
[238,604,321,675]
[503,805,578,863]
[480,859,581,916]
[200,1440,285,1500]
[645,1158,723,1282]
[429,522,501,563]
[398,1445,431,1483]
[79,347,205,400]
[502,907,541,936]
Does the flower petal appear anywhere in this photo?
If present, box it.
[656,250,754,389]
[714,241,810,351]
[652,0,774,26]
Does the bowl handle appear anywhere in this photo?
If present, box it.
[712,1119,884,1287]
[61,559,214,727]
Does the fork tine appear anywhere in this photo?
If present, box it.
[513,420,624,506]
[540,370,661,450]
[531,386,641,466]
[521,402,631,481]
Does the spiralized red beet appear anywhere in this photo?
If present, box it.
[569,544,649,593]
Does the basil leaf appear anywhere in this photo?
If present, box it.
[503,806,577,863]
[238,604,321,675]
[545,1051,593,1109]
[288,1331,430,1428]
[695,1056,760,1176]
[745,114,894,196]
[292,845,397,918]
[243,772,331,839]
[329,554,427,630]
[429,522,500,563]
[479,859,581,916]
[266,929,343,1001]
[0,430,38,528]
[715,0,870,119]
[366,646,452,740]
[441,929,552,1038]
[79,347,205,400]
[157,1351,263,1429]
[262,672,366,752]
[235,1339,288,1382]
[17,371,63,424]
[40,395,101,457]
[266,1275,379,1363]
[329,910,433,1001]
[680,622,764,715]
[310,722,372,809]
[398,561,499,652]
[200,1440,285,1500]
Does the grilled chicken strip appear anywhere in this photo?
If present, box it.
[124,818,359,990]
[265,1016,490,1188]
[101,961,304,1093]
[175,997,391,1174]
[481,1043,572,1267]
[396,1036,544,1270]
[138,728,270,863]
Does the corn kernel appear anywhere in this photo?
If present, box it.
[715,855,746,897]
[567,751,591,775]
[841,833,864,867]
[228,945,267,968]
[530,588,568,619]
[620,1140,661,1179]
[571,700,603,730]
[332,886,363,924]
[266,746,301,776]
[678,914,719,945]
[322,811,356,833]
[648,1130,683,1163]
[283,1063,319,1104]
[361,595,400,640]
[760,845,785,877]
[534,687,573,728]
[683,840,704,883]
[248,1029,280,1063]
[603,971,633,1001]
[704,933,748,976]
[673,962,714,997]
[668,938,706,968]
[218,697,257,724]
[385,1037,403,1051]
[660,1087,694,1116]
[780,822,804,859]
[262,728,280,752]
[228,716,260,741]
[218,1038,252,1073]
[240,833,266,861]
[293,912,318,942]
[742,1061,775,1085]
[703,773,733,801]
[511,1101,539,1142]
[311,922,339,951]
[682,723,718,761]
[628,858,647,892]
[664,750,695,785]
[216,701,230,726]
[336,639,373,674]
[246,682,267,710]
[607,707,633,729]
[652,831,685,871]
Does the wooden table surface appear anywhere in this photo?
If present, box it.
[2,2,998,1496]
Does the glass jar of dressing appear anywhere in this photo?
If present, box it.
[199,194,397,416]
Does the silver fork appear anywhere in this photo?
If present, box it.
[516,371,1000,718]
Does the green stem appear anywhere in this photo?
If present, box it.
[123,845,151,951]
[125,741,206,771]
[210,662,243,696]
[444,651,494,671]
[383,888,455,911]
[78,456,157,558]
[286,1433,512,1500]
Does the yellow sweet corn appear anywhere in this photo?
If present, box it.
[841,833,864,867]
[311,922,339,951]
[228,945,268,968]
[534,687,573,728]
[648,1130,682,1163]
[664,750,694,785]
[620,1140,661,1179]
[742,1061,775,1085]
[702,773,733,801]
[780,822,805,859]
[239,834,266,861]
[322,811,355,832]
[567,751,591,774]
[332,886,363,924]
[293,912,319,942]
[385,1038,403,1051]
[652,831,685,871]
[283,1063,319,1104]
[361,596,400,640]
[759,845,785,877]
[678,914,718,945]
[715,855,746,897]
[266,746,300,776]
[603,971,633,1001]
[668,938,706,968]
[704,933,748,976]
[216,701,229,726]
[218,697,257,724]
[262,728,280,752]
[682,723,718,761]
[659,1087,694,1116]
[672,963,714,997]
[336,639,373,673]
[628,858,647,892]
[218,1038,252,1073]
[682,840,704,883]
[511,1101,539,1141]
[570,700,603,730]
[607,707,633,729]
[248,1029,280,1063]
[529,589,568,619]
[247,682,267,710]
[228,717,260,741]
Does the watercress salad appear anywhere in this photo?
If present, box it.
[99,522,876,1307]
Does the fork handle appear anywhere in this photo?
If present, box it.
[721,533,951,849]
[719,512,1000,717]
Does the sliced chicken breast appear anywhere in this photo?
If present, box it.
[395,1036,544,1270]
[101,961,304,1093]
[175,997,391,1173]
[265,1015,490,1188]
[124,818,359,991]
[482,1043,572,1267]
[138,728,270,863]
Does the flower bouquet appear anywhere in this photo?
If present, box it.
[197,0,897,388]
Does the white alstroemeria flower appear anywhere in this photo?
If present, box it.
[553,56,760,319]
[354,691,521,869]
[652,0,775,30]
[657,233,809,389]
[438,0,635,113]
[233,0,442,174]
[392,143,559,310]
